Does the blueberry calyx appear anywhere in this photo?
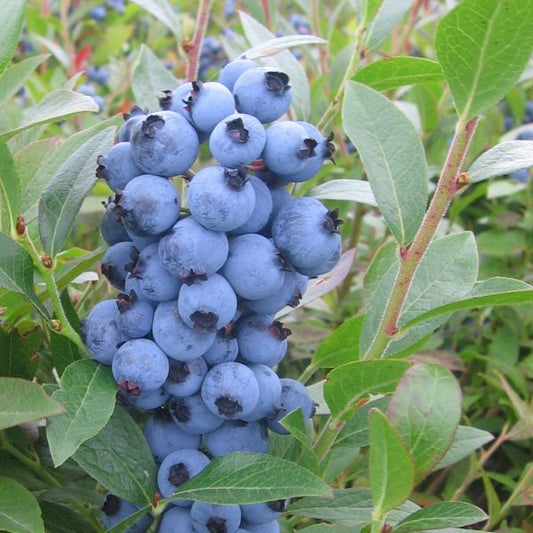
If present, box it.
[116,289,138,313]
[102,494,121,516]
[141,115,165,137]
[118,379,141,396]
[158,89,173,110]
[170,399,191,422]
[168,361,191,384]
[190,310,219,332]
[265,71,291,94]
[324,131,336,162]
[224,167,249,190]
[270,320,292,341]
[215,396,243,417]
[206,517,228,533]
[168,462,190,486]
[288,289,303,308]
[298,138,318,159]
[226,117,249,143]
[182,80,202,111]
[95,155,106,179]
[181,268,208,285]
[323,208,343,234]
[123,105,147,121]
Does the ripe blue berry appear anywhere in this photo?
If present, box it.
[241,364,282,422]
[231,176,273,235]
[240,500,288,525]
[100,198,131,245]
[191,501,242,533]
[96,142,143,192]
[169,393,225,435]
[202,329,238,367]
[115,290,154,338]
[164,357,208,398]
[157,507,196,533]
[101,241,139,291]
[101,494,152,532]
[118,106,148,142]
[218,58,259,91]
[204,419,270,457]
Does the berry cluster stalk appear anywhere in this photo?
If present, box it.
[186,0,213,81]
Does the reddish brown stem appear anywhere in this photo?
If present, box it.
[186,0,213,82]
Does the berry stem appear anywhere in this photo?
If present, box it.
[364,116,479,361]
[186,0,213,82]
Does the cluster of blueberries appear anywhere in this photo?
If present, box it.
[82,58,341,532]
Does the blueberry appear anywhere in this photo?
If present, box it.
[88,65,110,85]
[169,393,225,435]
[163,357,208,398]
[142,410,201,463]
[96,142,143,192]
[131,110,199,177]
[204,419,270,457]
[237,315,291,367]
[262,121,318,176]
[260,184,292,237]
[290,13,311,34]
[125,228,162,251]
[201,362,260,419]
[233,67,292,124]
[231,176,273,235]
[152,300,217,361]
[271,197,343,277]
[241,364,282,422]
[100,198,131,245]
[81,299,128,365]
[188,166,256,232]
[222,234,285,300]
[115,290,154,338]
[209,113,267,168]
[191,501,242,533]
[157,507,196,533]
[112,338,169,395]
[510,169,530,182]
[124,272,157,307]
[240,520,280,533]
[119,386,170,410]
[101,494,152,532]
[114,174,180,237]
[158,217,229,284]
[184,81,235,134]
[218,59,259,92]
[240,500,288,525]
[159,82,195,123]
[266,378,315,435]
[101,241,139,291]
[118,106,148,143]
[202,329,239,367]
[89,5,107,20]
[157,449,210,504]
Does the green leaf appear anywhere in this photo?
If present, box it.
[46,360,117,467]
[0,54,49,108]
[324,360,410,421]
[39,502,93,533]
[393,501,488,533]
[0,138,19,233]
[240,11,311,120]
[369,409,414,516]
[241,34,328,60]
[468,141,533,182]
[0,476,45,533]
[436,426,494,470]
[354,57,444,92]
[132,44,179,111]
[435,0,533,120]
[312,316,363,369]
[0,0,27,77]
[129,0,181,40]
[400,277,533,332]
[167,453,332,504]
[387,363,462,482]
[364,0,412,52]
[0,233,48,317]
[73,405,157,505]
[288,488,419,527]
[105,505,152,533]
[342,82,428,245]
[38,127,116,257]
[0,328,41,379]
[309,179,378,207]
[0,378,65,430]
[0,90,99,140]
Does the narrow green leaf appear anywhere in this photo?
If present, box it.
[0,54,49,107]
[0,476,45,533]
[0,378,65,430]
[436,426,494,470]
[73,405,157,505]
[0,328,41,380]
[312,316,363,369]
[435,0,533,120]
[240,11,311,120]
[168,453,332,504]
[323,360,410,420]
[387,363,462,482]
[309,179,378,207]
[129,0,181,40]
[132,44,179,111]
[393,501,488,533]
[46,360,117,467]
[0,90,99,140]
[288,488,419,527]
[38,127,116,257]
[0,0,27,77]
[400,277,533,332]
[0,138,19,233]
[354,57,444,92]
[369,409,414,516]
[364,0,412,52]
[468,141,533,183]
[241,34,328,60]
[342,82,428,245]
[0,233,48,317]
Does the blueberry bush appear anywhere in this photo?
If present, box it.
[1,0,533,532]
